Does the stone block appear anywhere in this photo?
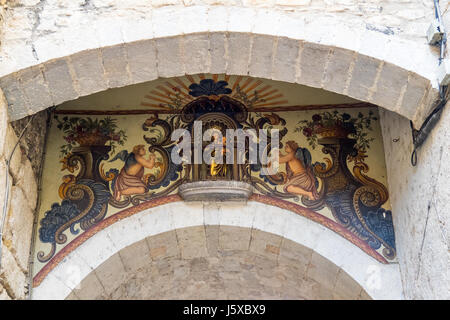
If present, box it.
[249,229,282,260]
[205,225,219,257]
[155,37,185,78]
[399,72,429,120]
[4,125,21,178]
[219,226,251,251]
[209,33,227,75]
[183,33,211,76]
[176,226,208,260]
[14,159,38,210]
[306,252,340,290]
[101,45,132,89]
[249,34,275,79]
[0,90,10,156]
[0,160,12,226]
[278,238,312,274]
[322,47,355,94]
[65,291,80,300]
[226,33,251,76]
[119,238,151,272]
[4,186,34,271]
[371,62,409,112]
[146,230,180,260]
[72,271,106,300]
[69,49,108,97]
[333,269,362,300]
[0,74,29,121]
[125,40,158,84]
[0,285,12,300]
[94,253,127,295]
[17,66,53,113]
[42,58,79,106]
[359,289,372,300]
[272,37,299,83]
[0,246,27,299]
[297,42,330,88]
[347,54,380,101]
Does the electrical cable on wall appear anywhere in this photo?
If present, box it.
[0,114,35,269]
[411,0,448,166]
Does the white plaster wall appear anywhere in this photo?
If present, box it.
[379,106,450,300]
[31,201,404,300]
[0,1,441,125]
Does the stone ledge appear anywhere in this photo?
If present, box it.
[178,181,253,202]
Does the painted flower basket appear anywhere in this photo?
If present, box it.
[55,116,127,156]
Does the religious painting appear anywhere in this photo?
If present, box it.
[32,74,396,287]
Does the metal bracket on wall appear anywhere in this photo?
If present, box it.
[411,0,448,166]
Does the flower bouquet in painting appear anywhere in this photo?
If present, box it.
[295,110,377,152]
[55,116,127,156]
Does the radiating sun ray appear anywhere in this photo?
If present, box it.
[140,74,287,111]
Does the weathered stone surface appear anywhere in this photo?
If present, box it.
[0,246,27,299]
[13,159,37,210]
[371,62,409,111]
[119,238,151,272]
[42,59,79,105]
[209,32,227,75]
[146,230,180,260]
[72,271,106,300]
[125,40,158,84]
[94,253,127,295]
[182,33,211,76]
[176,226,208,259]
[101,45,132,89]
[66,226,367,300]
[306,252,340,290]
[0,74,29,121]
[273,37,299,83]
[4,186,34,271]
[249,34,275,79]
[347,54,381,100]
[279,238,312,274]
[226,33,251,76]
[379,108,450,299]
[322,48,355,94]
[155,37,184,78]
[249,229,282,260]
[297,42,330,88]
[333,269,362,300]
[69,49,108,96]
[0,89,9,156]
[17,66,53,113]
[219,225,251,251]
[10,109,48,178]
[0,284,12,300]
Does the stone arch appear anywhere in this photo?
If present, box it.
[31,201,403,300]
[0,5,440,126]
[67,225,370,300]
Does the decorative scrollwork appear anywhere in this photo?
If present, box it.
[37,178,111,262]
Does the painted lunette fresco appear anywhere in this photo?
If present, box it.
[33,75,396,286]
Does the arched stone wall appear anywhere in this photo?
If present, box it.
[31,201,403,300]
[65,226,370,300]
[0,3,440,125]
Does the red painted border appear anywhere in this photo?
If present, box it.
[32,194,387,288]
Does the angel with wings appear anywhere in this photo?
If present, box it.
[278,140,319,201]
[109,144,156,201]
